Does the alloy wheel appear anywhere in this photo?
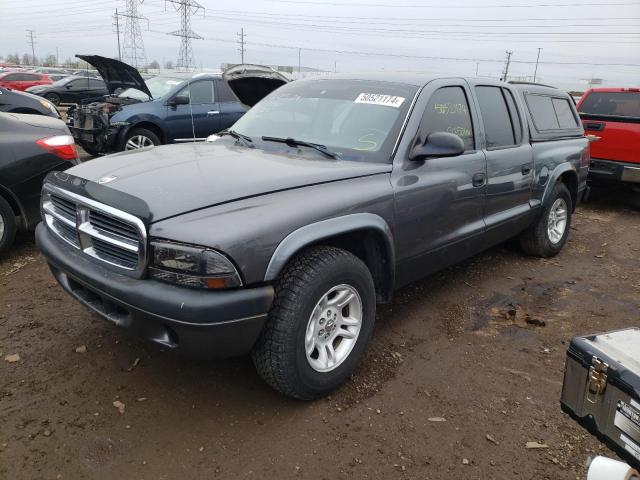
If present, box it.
[305,284,363,373]
[547,198,568,244]
[125,135,155,150]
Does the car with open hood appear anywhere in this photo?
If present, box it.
[65,55,253,155]
[36,72,588,399]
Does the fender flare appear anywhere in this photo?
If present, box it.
[541,163,578,209]
[263,213,395,291]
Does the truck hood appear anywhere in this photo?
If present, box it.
[223,64,289,107]
[66,142,391,222]
[76,54,151,97]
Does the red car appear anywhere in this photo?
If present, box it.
[577,87,640,189]
[0,71,52,91]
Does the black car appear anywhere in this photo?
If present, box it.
[0,112,79,254]
[26,76,108,106]
[0,87,60,117]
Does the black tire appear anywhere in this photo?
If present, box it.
[520,182,572,258]
[252,246,376,400]
[122,128,161,151]
[0,196,17,257]
[44,93,60,106]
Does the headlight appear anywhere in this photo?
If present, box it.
[149,241,242,289]
[39,99,59,117]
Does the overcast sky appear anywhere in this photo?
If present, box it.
[2,0,639,89]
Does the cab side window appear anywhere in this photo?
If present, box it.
[475,86,516,149]
[419,86,474,151]
[176,80,215,105]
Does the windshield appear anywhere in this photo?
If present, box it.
[580,91,640,118]
[231,79,418,162]
[118,76,183,100]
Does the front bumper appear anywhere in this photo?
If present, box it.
[588,158,640,185]
[36,223,274,358]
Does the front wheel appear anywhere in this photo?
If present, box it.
[123,128,160,151]
[44,93,60,106]
[252,246,376,400]
[520,182,572,257]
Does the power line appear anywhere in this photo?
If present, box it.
[267,0,640,7]
[166,0,204,71]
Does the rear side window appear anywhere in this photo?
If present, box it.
[525,95,559,130]
[579,92,640,118]
[503,89,523,144]
[3,73,23,81]
[420,86,474,151]
[475,86,515,148]
[215,79,238,103]
[22,73,40,81]
[552,98,579,128]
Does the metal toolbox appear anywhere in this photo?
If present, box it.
[561,328,640,470]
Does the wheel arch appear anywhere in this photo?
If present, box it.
[0,185,25,230]
[542,164,579,212]
[264,213,396,303]
[129,121,166,144]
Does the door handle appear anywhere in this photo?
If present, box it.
[472,172,485,187]
[522,165,532,175]
[207,110,220,116]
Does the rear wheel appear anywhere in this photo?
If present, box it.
[252,246,376,400]
[123,128,160,151]
[520,182,572,257]
[0,196,17,256]
[44,93,60,106]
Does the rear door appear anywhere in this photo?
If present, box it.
[392,80,487,285]
[475,85,533,241]
[578,90,640,164]
[20,73,46,90]
[215,78,247,129]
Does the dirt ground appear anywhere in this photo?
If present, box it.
[1,187,639,480]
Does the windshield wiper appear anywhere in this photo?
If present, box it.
[219,129,254,147]
[261,136,339,159]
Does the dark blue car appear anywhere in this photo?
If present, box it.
[66,55,251,155]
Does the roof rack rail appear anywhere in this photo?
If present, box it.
[508,80,557,89]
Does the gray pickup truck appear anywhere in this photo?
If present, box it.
[36,72,589,399]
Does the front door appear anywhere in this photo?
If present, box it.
[473,85,534,244]
[393,80,487,287]
[165,79,220,142]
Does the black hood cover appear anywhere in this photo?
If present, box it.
[76,54,152,98]
[223,64,289,107]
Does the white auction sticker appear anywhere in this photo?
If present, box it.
[355,93,405,108]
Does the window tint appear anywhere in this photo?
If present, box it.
[579,92,640,118]
[475,86,515,148]
[552,98,578,128]
[178,80,214,104]
[420,86,474,151]
[503,88,522,144]
[3,73,22,81]
[526,95,560,130]
[215,79,238,102]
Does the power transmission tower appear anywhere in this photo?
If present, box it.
[166,0,204,72]
[237,28,246,64]
[121,0,148,69]
[113,8,122,61]
[26,30,36,65]
[501,50,513,82]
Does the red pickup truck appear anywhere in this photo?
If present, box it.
[577,87,640,190]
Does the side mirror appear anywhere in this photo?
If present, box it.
[168,95,189,106]
[409,132,465,161]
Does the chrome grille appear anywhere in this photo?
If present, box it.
[42,185,147,275]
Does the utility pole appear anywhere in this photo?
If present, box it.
[501,50,513,82]
[56,47,59,66]
[166,0,204,72]
[298,48,301,75]
[114,8,122,61]
[236,28,246,64]
[334,60,337,73]
[533,47,542,83]
[475,61,479,76]
[26,29,36,65]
